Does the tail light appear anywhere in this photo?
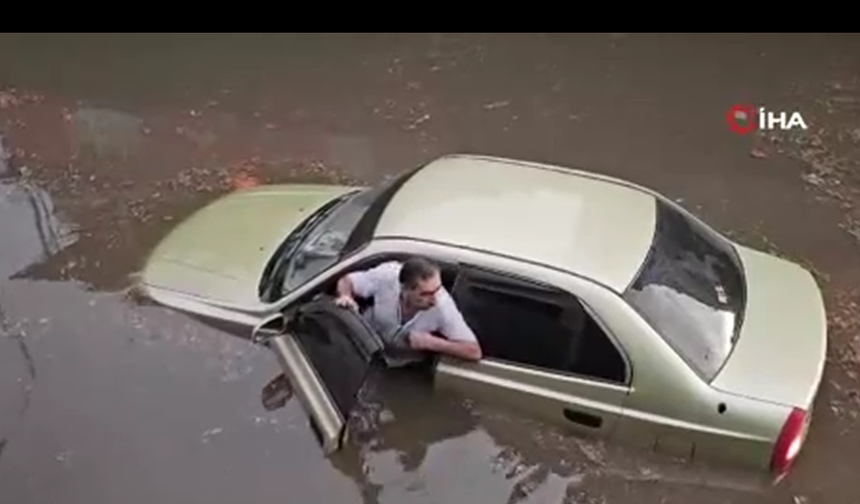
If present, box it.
[770,407,807,475]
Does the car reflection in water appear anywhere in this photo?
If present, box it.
[0,182,77,282]
[262,363,482,500]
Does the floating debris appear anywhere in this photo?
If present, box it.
[750,148,768,159]
[201,427,223,443]
[404,113,431,131]
[55,449,73,464]
[231,172,260,190]
[484,100,510,110]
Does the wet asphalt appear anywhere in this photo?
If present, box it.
[1,33,860,504]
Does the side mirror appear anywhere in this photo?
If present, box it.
[251,314,287,344]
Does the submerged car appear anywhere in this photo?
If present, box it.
[138,154,827,480]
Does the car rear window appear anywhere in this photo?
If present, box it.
[623,199,746,381]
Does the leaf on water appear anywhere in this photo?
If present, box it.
[750,148,768,159]
[802,172,826,187]
[484,100,510,110]
[404,113,431,131]
[0,90,22,109]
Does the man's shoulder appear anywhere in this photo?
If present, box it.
[433,288,463,316]
[355,260,402,276]
[430,289,476,339]
[357,261,403,288]
[375,261,403,275]
[378,260,404,269]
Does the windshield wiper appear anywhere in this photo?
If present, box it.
[259,191,356,300]
[287,191,357,255]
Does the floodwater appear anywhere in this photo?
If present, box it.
[1,33,860,503]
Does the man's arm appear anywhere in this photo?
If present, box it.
[335,262,396,309]
[410,332,482,361]
[335,275,358,298]
[410,294,482,361]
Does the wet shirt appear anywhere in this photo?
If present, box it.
[346,261,477,367]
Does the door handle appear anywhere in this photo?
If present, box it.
[563,408,603,428]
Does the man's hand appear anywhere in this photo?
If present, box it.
[334,294,359,311]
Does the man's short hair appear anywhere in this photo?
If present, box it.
[399,256,440,289]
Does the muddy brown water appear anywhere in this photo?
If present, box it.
[1,33,860,504]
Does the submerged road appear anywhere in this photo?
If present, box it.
[0,33,859,504]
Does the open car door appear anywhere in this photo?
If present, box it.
[253,297,384,453]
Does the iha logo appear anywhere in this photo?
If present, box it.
[726,105,808,135]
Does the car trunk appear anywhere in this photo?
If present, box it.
[711,245,828,410]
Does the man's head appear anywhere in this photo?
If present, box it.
[399,256,442,310]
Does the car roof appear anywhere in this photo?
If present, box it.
[372,154,658,293]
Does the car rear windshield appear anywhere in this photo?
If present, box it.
[623,199,746,382]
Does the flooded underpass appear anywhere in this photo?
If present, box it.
[1,33,860,503]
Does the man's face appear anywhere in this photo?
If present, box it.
[404,272,442,310]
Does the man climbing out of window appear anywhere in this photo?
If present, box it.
[334,256,483,366]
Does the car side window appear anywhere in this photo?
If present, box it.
[452,267,628,384]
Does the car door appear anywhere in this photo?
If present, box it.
[435,265,630,439]
[253,296,385,453]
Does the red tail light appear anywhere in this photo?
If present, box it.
[770,407,807,475]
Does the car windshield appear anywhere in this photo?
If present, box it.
[623,199,746,382]
[258,170,413,302]
[282,188,381,289]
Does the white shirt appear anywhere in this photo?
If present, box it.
[347,261,477,366]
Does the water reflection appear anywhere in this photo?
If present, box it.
[70,107,144,164]
[324,368,478,503]
[0,133,10,177]
[0,148,75,463]
[0,313,35,462]
[0,180,77,281]
[318,369,595,504]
